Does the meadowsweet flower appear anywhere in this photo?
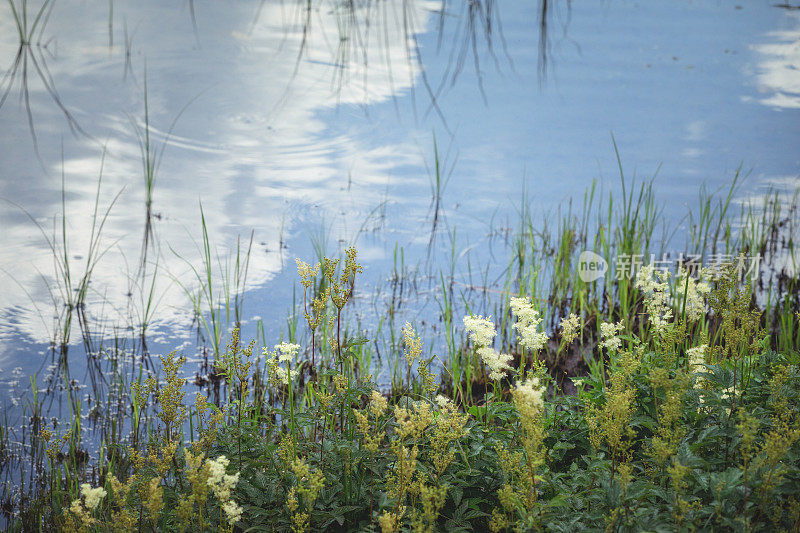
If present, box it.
[686,344,707,372]
[478,346,513,381]
[275,366,300,385]
[370,390,388,416]
[435,394,452,410]
[222,500,243,524]
[265,342,301,385]
[295,258,320,289]
[464,314,512,380]
[720,385,735,415]
[560,313,581,345]
[69,499,84,517]
[635,265,673,332]
[634,264,658,293]
[207,456,240,498]
[463,315,496,346]
[510,297,549,352]
[600,321,624,351]
[675,268,711,322]
[513,377,544,413]
[80,483,107,510]
[402,322,423,366]
[207,455,229,487]
[275,342,301,363]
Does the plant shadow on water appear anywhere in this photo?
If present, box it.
[0,0,94,162]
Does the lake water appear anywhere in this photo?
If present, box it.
[1,1,799,419]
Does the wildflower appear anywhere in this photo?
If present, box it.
[634,264,659,293]
[478,346,513,381]
[675,268,711,322]
[510,297,549,352]
[435,394,452,410]
[143,477,164,520]
[69,499,83,516]
[275,342,301,363]
[379,507,405,533]
[600,321,625,352]
[402,322,423,367]
[635,265,673,332]
[207,455,230,487]
[463,315,497,346]
[464,314,512,380]
[206,455,240,500]
[80,483,107,510]
[370,390,388,417]
[295,258,320,289]
[720,385,735,414]
[265,342,301,385]
[560,312,581,345]
[222,500,243,525]
[275,366,300,385]
[686,344,707,372]
[513,377,544,414]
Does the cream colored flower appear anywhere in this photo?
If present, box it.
[222,500,243,524]
[463,315,496,346]
[599,321,624,351]
[80,483,107,511]
[513,377,544,413]
[510,297,549,352]
[686,344,707,372]
[477,346,513,381]
[275,342,301,363]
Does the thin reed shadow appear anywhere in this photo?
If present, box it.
[0,0,94,162]
[259,0,572,132]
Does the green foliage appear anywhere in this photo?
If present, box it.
[8,248,800,533]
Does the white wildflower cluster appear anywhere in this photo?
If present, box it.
[510,297,550,353]
[687,344,709,396]
[264,342,302,385]
[80,482,107,510]
[222,500,244,524]
[206,455,243,525]
[435,394,453,410]
[462,315,496,346]
[599,321,625,352]
[463,315,513,381]
[686,344,707,373]
[67,482,107,528]
[513,376,544,413]
[481,346,513,381]
[635,265,673,333]
[675,268,712,322]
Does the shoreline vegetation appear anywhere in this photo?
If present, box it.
[1,171,800,531]
[2,1,799,530]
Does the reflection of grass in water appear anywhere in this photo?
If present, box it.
[5,0,54,46]
[257,0,553,130]
[0,0,94,160]
[130,67,200,274]
[2,149,122,354]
